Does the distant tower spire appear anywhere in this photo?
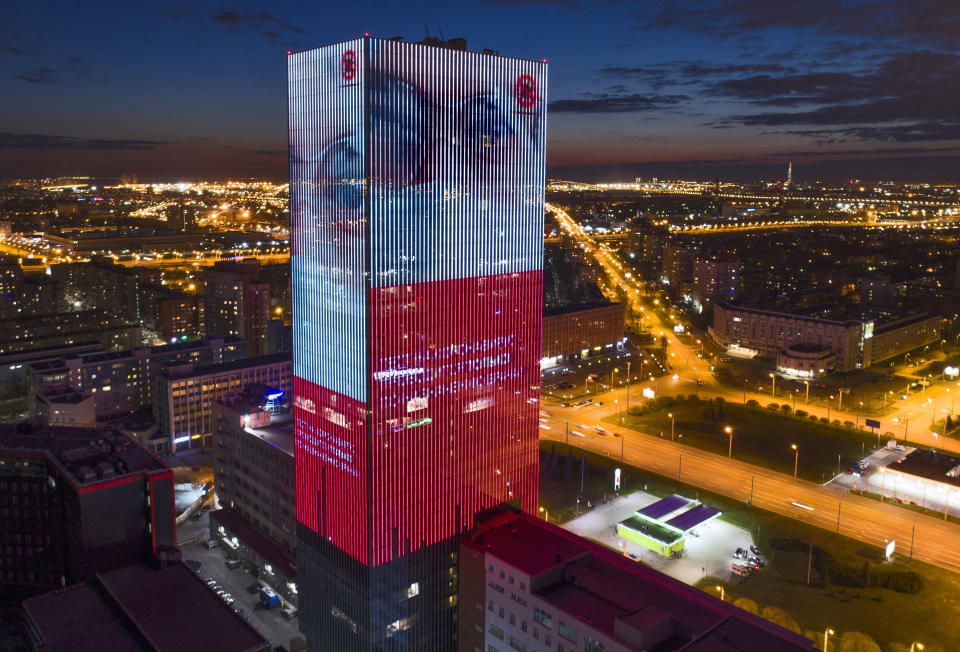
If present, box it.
[786,162,792,187]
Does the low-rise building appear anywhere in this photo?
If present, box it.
[542,302,625,367]
[712,302,940,373]
[458,508,813,652]
[27,336,247,423]
[22,561,269,652]
[153,353,292,452]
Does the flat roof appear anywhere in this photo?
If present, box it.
[22,583,144,651]
[665,504,722,532]
[465,510,814,650]
[163,352,290,380]
[466,512,590,576]
[619,515,683,545]
[889,449,960,489]
[97,562,267,652]
[0,422,168,490]
[245,413,295,456]
[638,494,690,519]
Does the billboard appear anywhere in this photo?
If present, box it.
[291,38,546,566]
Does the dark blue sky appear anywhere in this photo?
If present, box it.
[2,0,959,181]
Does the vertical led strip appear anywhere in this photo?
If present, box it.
[292,37,546,566]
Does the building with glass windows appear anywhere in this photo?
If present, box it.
[289,36,546,650]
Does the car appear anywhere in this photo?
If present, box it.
[206,579,217,586]
[560,402,570,408]
[734,548,747,559]
[748,556,765,568]
[749,545,761,555]
[216,589,226,596]
[593,401,603,406]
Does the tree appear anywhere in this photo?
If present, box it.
[732,597,758,615]
[760,606,802,635]
[836,631,881,652]
[703,400,716,422]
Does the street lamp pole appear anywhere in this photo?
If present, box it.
[725,426,733,459]
[625,361,631,423]
[828,396,833,421]
[791,443,799,478]
[804,380,809,403]
[824,628,835,652]
[669,413,675,441]
[769,372,776,398]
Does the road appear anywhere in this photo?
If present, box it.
[547,201,960,459]
[540,404,960,574]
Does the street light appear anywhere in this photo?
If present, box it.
[725,426,733,458]
[715,585,725,601]
[791,443,799,478]
[769,372,776,398]
[828,395,834,421]
[668,413,675,441]
[538,506,548,522]
[911,643,924,652]
[824,628,835,651]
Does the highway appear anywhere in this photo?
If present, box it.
[540,404,960,574]
[546,201,960,459]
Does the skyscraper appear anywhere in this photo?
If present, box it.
[289,36,546,649]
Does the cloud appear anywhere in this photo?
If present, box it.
[0,42,25,55]
[209,10,305,37]
[637,0,960,49]
[14,66,55,84]
[549,92,687,113]
[0,132,175,150]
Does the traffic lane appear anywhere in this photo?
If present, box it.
[541,415,960,573]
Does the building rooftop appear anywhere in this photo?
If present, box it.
[0,421,169,490]
[23,561,268,652]
[466,509,814,651]
[97,562,267,651]
[162,352,290,380]
[22,583,145,651]
[889,448,960,489]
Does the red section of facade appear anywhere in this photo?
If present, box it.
[294,376,370,563]
[294,270,542,567]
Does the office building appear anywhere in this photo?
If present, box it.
[22,561,269,652]
[0,422,175,595]
[153,353,292,452]
[458,509,814,651]
[541,302,625,368]
[28,336,247,422]
[290,37,545,649]
[204,260,271,357]
[211,389,297,606]
[712,302,941,374]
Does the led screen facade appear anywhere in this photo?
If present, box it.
[290,37,545,575]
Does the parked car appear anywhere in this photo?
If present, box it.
[749,545,761,555]
[734,548,747,559]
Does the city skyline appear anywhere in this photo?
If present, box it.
[3,0,959,181]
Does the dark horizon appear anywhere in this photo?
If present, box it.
[2,0,959,183]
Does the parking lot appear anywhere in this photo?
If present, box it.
[561,490,757,584]
[180,512,302,650]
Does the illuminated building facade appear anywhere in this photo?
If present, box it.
[289,37,546,649]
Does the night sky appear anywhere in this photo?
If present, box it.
[2,0,959,182]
